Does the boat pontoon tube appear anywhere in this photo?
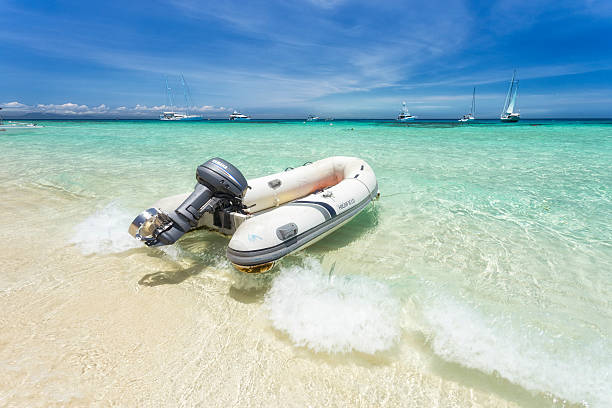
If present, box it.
[129,156,378,273]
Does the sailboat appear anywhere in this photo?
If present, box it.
[500,70,520,122]
[159,75,203,121]
[397,101,415,121]
[458,87,476,122]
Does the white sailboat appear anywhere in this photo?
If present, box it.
[458,87,476,122]
[159,75,203,121]
[397,101,415,121]
[501,70,520,122]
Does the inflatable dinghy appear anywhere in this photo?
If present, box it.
[129,156,378,273]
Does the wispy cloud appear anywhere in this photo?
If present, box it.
[1,0,611,116]
[307,0,346,9]
[407,63,612,90]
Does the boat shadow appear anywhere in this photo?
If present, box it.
[138,229,230,287]
[139,264,203,286]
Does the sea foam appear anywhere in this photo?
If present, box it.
[70,202,142,255]
[421,297,611,407]
[264,259,401,354]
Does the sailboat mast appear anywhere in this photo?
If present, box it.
[180,74,188,114]
[471,87,476,116]
[507,70,519,114]
[165,77,169,108]
[180,74,196,116]
[502,70,515,115]
[510,79,519,113]
[165,76,175,110]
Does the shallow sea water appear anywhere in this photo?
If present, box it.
[0,119,610,407]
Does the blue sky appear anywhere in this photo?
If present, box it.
[1,0,611,118]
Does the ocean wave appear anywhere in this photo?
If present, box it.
[69,202,142,255]
[264,258,401,354]
[420,297,610,407]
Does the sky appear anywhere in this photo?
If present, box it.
[1,0,611,118]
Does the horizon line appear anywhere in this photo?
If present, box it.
[3,117,612,121]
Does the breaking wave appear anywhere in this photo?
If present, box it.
[264,258,401,354]
[420,297,610,407]
[70,202,142,255]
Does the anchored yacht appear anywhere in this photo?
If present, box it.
[397,101,415,121]
[459,87,476,122]
[501,71,520,123]
[229,110,251,121]
[159,75,203,121]
[160,112,203,121]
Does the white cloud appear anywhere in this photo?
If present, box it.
[37,102,89,111]
[0,101,230,117]
[1,101,28,108]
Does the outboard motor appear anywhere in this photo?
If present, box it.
[129,158,248,246]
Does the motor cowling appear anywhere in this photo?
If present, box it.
[196,158,248,198]
[129,157,248,246]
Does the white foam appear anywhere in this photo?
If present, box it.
[264,258,401,354]
[420,297,611,407]
[70,202,142,255]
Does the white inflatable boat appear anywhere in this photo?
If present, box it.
[129,156,378,273]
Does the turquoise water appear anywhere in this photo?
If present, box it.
[2,119,611,406]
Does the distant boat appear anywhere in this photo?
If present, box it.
[159,75,203,121]
[306,115,321,122]
[0,107,42,132]
[501,71,520,123]
[229,110,251,121]
[459,87,476,122]
[0,122,42,132]
[397,101,415,121]
[160,112,203,121]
